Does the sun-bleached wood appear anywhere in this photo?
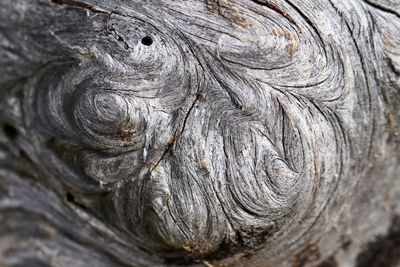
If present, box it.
[0,0,399,266]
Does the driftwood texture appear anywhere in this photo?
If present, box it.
[0,0,399,266]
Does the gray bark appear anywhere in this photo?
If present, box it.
[0,0,399,266]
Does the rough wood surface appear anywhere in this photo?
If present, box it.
[0,0,399,266]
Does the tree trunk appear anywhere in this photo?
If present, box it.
[0,0,399,266]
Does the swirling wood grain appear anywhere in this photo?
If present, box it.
[0,0,399,266]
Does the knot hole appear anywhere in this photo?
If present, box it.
[141,36,153,46]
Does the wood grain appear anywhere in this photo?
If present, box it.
[0,0,399,266]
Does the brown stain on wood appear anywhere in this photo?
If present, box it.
[201,161,210,176]
[385,112,395,135]
[209,250,256,267]
[205,0,300,55]
[271,29,299,54]
[168,137,175,144]
[293,243,321,267]
[205,0,252,28]
[118,122,138,141]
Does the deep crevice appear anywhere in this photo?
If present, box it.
[66,192,75,202]
[284,0,326,50]
[49,0,109,15]
[149,93,201,174]
[3,123,18,140]
[249,0,297,25]
[362,0,400,19]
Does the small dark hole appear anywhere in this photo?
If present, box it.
[45,137,57,150]
[3,123,18,140]
[66,192,75,202]
[141,36,153,46]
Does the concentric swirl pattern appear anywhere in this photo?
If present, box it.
[2,0,397,266]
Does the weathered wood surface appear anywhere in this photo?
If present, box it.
[0,0,399,266]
